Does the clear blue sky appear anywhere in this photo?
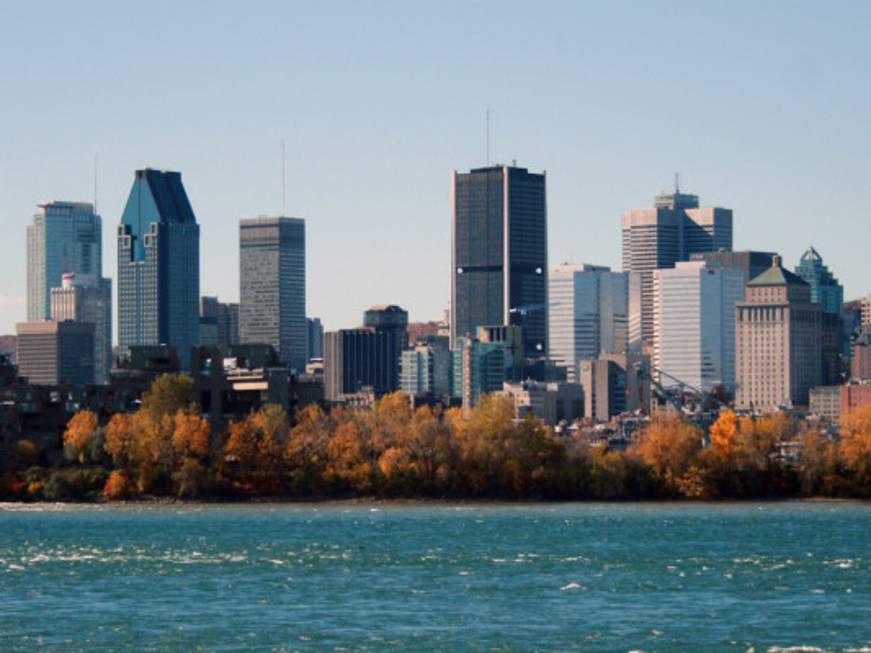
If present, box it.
[1,1,869,335]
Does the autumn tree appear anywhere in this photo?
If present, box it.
[63,410,100,464]
[839,405,871,495]
[630,416,704,497]
[709,410,737,461]
[224,404,290,493]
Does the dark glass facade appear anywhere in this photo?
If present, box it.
[324,329,394,400]
[117,169,200,370]
[363,305,408,392]
[451,166,547,357]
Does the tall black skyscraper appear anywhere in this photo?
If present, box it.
[451,165,547,358]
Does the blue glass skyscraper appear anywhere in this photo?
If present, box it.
[794,246,843,316]
[27,202,102,321]
[117,169,200,370]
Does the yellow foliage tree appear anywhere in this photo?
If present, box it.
[630,416,703,494]
[63,410,99,463]
[839,405,871,493]
[709,410,737,460]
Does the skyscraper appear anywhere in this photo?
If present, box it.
[451,165,547,358]
[735,256,822,410]
[548,263,628,381]
[689,250,778,287]
[653,261,744,392]
[200,296,240,350]
[622,188,732,347]
[239,217,307,371]
[117,169,200,370]
[324,328,392,401]
[363,304,408,393]
[27,201,102,321]
[794,246,845,384]
[307,317,324,361]
[50,273,112,384]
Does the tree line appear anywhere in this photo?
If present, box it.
[1,373,870,501]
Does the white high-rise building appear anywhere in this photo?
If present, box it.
[50,273,112,385]
[548,264,628,381]
[652,261,744,392]
[239,217,307,371]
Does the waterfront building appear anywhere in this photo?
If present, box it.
[809,385,842,422]
[652,261,744,392]
[27,201,102,322]
[400,344,452,399]
[117,169,200,370]
[16,320,95,385]
[548,263,628,381]
[363,305,408,393]
[324,328,393,401]
[502,380,583,425]
[622,187,732,347]
[451,337,510,409]
[852,327,871,381]
[451,165,547,358]
[239,217,307,371]
[50,273,112,384]
[307,317,324,361]
[735,256,822,410]
[578,353,649,421]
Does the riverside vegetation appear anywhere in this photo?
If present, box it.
[1,374,870,502]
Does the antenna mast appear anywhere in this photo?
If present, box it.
[281,139,286,216]
[675,172,680,194]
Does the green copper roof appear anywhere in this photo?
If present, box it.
[748,262,808,287]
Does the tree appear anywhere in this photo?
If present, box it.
[140,374,196,421]
[630,416,703,495]
[709,410,737,461]
[839,405,871,495]
[63,410,100,463]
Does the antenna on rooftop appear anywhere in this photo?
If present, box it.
[281,139,286,216]
[675,172,680,193]
[93,155,98,214]
[486,109,490,165]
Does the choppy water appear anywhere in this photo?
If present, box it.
[0,502,869,652]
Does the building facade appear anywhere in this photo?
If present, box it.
[117,169,200,370]
[27,201,102,322]
[451,337,510,410]
[16,321,95,386]
[239,217,307,371]
[852,327,871,382]
[50,273,112,384]
[400,344,452,399]
[451,165,547,358]
[548,263,628,381]
[653,261,744,392]
[735,256,822,411]
[363,305,408,393]
[794,246,845,385]
[689,250,778,287]
[200,296,239,350]
[307,317,324,361]
[324,329,394,401]
[622,189,732,347]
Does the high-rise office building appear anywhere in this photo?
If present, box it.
[50,273,112,384]
[653,261,744,392]
[363,305,408,393]
[200,296,240,350]
[400,344,452,399]
[324,328,393,401]
[735,256,822,410]
[117,169,200,370]
[307,317,324,361]
[794,246,845,384]
[548,263,628,381]
[239,217,306,371]
[451,165,547,358]
[16,320,95,386]
[451,337,510,409]
[27,201,102,322]
[689,250,778,287]
[622,188,732,347]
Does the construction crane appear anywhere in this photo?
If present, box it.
[633,359,731,415]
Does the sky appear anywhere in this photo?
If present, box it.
[1,0,869,335]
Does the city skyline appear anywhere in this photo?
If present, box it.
[2,2,870,336]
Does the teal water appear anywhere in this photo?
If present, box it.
[0,503,869,652]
